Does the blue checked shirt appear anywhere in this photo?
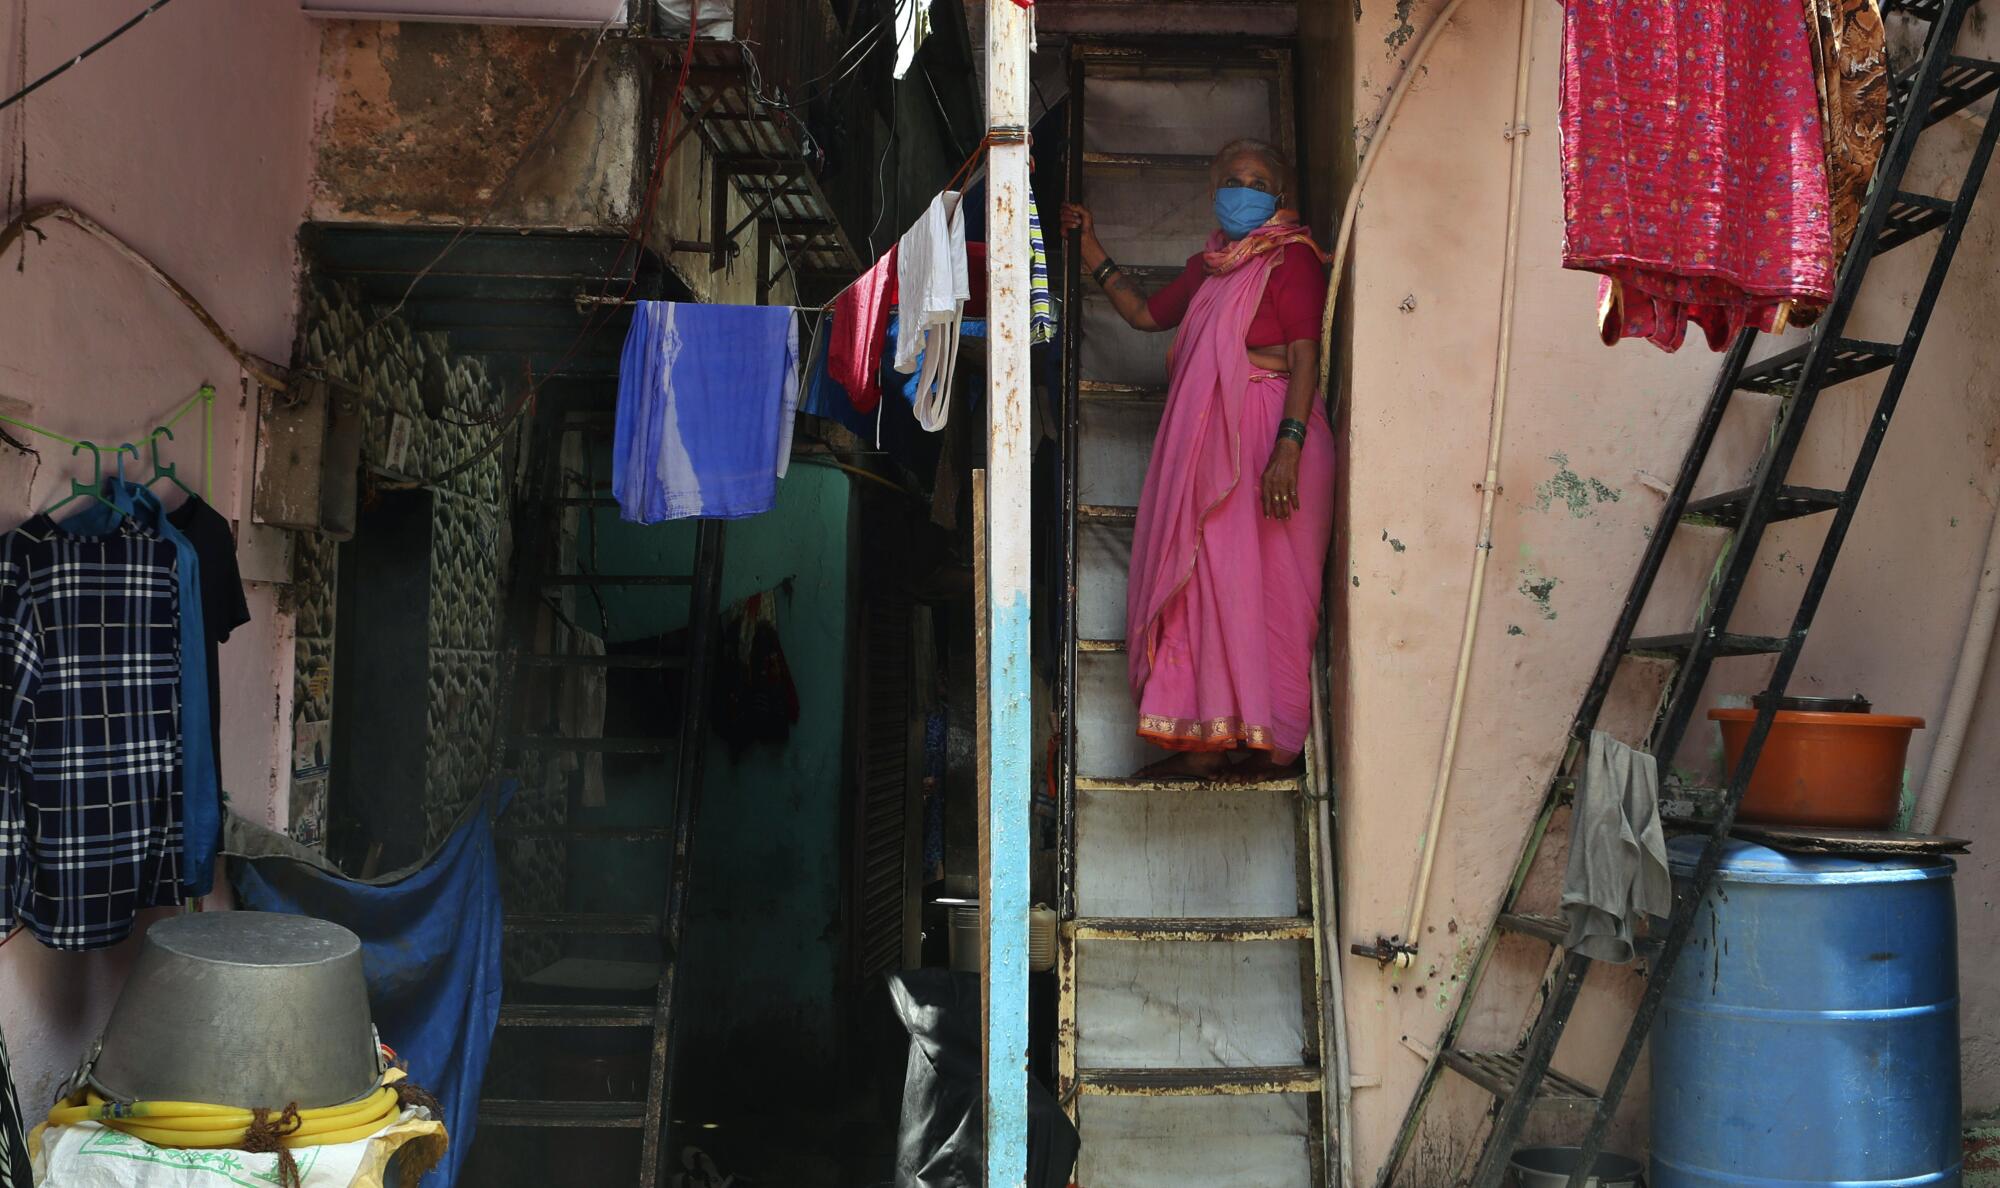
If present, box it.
[0,514,184,950]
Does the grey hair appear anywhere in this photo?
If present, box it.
[1210,138,1294,198]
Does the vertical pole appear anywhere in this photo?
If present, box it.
[983,1,1033,1186]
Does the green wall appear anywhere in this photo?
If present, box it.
[583,463,854,1176]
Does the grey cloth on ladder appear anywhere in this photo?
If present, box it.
[1561,730,1672,964]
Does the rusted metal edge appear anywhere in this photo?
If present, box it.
[1067,915,1314,942]
[1076,1065,1324,1097]
[1076,504,1137,522]
[1075,637,1126,653]
[1075,775,1301,794]
[1082,151,1212,170]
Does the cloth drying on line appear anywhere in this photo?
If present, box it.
[613,302,801,523]
[1799,0,1888,326]
[1560,0,1837,351]
[1561,731,1672,964]
[1029,198,1056,345]
[895,191,971,433]
[713,587,800,759]
[0,514,185,950]
[828,249,899,416]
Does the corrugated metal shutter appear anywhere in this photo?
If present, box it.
[854,593,916,981]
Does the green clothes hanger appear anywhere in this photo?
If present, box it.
[45,441,136,520]
[146,424,196,501]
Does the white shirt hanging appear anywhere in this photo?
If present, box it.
[894,190,969,432]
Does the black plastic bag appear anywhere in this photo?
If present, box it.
[886,970,1079,1188]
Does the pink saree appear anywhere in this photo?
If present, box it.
[1127,227,1335,760]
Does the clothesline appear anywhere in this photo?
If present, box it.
[0,384,216,500]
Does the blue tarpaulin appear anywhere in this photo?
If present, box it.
[224,782,512,1187]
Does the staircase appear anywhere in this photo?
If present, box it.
[1056,37,1339,1186]
[476,388,728,1187]
[1377,3,2000,1184]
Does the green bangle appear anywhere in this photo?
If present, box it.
[1277,418,1309,444]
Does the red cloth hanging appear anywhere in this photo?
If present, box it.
[828,247,898,413]
[1559,0,1836,352]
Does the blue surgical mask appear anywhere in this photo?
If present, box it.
[1214,187,1279,239]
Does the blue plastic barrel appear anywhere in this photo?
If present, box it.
[1652,837,1960,1187]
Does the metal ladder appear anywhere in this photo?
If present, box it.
[1377,4,2000,1185]
[477,383,728,1187]
[1056,38,1339,1186]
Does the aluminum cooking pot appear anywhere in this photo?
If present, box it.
[88,912,381,1109]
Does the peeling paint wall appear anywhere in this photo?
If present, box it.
[311,21,644,229]
[1331,0,2000,1180]
[0,0,318,1123]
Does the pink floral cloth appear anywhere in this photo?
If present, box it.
[1561,0,1836,351]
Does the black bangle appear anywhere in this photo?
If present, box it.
[1277,418,1309,444]
[1092,258,1120,285]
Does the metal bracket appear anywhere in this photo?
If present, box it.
[1350,934,1418,969]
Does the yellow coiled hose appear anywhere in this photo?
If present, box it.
[48,1073,405,1149]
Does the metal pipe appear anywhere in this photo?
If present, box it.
[1315,0,1470,410]
[982,2,1035,1185]
[1392,0,1536,962]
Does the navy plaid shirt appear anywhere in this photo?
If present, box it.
[0,515,184,950]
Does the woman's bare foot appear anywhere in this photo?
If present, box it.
[1133,750,1230,780]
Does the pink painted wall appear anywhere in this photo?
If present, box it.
[1332,0,2000,1180]
[0,0,319,1116]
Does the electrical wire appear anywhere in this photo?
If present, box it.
[0,0,179,114]
[387,2,704,490]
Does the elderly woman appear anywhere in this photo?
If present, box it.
[1063,138,1332,781]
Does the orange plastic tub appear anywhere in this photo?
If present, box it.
[1708,708,1924,828]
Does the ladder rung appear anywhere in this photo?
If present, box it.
[1083,151,1212,171]
[504,912,658,934]
[1078,504,1138,523]
[513,735,671,753]
[1494,912,1661,959]
[497,1003,656,1028]
[1890,55,2000,137]
[1681,485,1843,529]
[1068,915,1314,942]
[1736,338,1899,396]
[1877,190,1956,253]
[1079,380,1166,402]
[1077,638,1127,653]
[1075,775,1302,794]
[1442,1049,1601,1106]
[1628,632,1787,659]
[1494,912,1568,947]
[515,653,687,669]
[495,824,676,842]
[541,574,693,587]
[479,1099,648,1128]
[1075,1065,1323,1097]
